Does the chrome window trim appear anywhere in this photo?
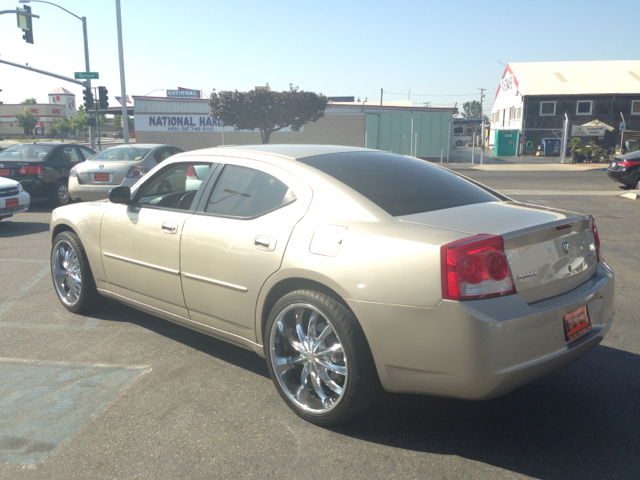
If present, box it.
[103,252,180,275]
[181,272,248,292]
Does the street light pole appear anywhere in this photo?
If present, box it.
[479,88,486,165]
[115,0,129,143]
[19,0,95,150]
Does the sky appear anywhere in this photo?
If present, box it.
[0,0,638,114]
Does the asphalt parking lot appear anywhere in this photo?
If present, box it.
[0,169,638,479]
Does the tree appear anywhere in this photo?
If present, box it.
[72,106,89,140]
[52,118,72,141]
[14,107,39,137]
[461,100,483,120]
[209,85,328,144]
[21,98,37,104]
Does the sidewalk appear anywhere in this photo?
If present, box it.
[438,146,608,172]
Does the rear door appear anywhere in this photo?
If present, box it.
[180,158,312,341]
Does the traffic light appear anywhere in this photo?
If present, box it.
[83,87,93,109]
[98,87,109,109]
[17,6,34,44]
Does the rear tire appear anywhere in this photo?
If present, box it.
[264,289,379,425]
[51,231,105,314]
[51,180,71,207]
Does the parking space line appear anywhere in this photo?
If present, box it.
[0,266,50,318]
[0,259,48,263]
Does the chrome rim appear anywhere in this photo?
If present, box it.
[58,184,70,204]
[270,303,347,414]
[52,240,82,306]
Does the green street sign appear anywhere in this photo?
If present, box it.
[74,72,99,79]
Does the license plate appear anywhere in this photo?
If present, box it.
[6,198,18,208]
[564,306,592,342]
[94,173,109,182]
[0,169,10,176]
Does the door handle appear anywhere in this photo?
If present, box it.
[254,236,276,252]
[162,221,178,235]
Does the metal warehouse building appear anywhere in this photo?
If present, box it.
[133,97,457,158]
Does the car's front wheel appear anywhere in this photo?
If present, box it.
[265,290,378,425]
[51,231,104,314]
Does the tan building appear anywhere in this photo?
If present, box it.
[134,96,457,158]
[0,103,68,137]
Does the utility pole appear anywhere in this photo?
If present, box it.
[380,88,383,106]
[115,0,129,143]
[479,88,486,164]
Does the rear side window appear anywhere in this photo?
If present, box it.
[299,151,502,217]
[205,165,296,218]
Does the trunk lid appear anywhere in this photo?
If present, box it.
[400,201,598,303]
[75,160,134,186]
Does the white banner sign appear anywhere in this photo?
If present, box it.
[134,114,302,133]
[571,125,606,136]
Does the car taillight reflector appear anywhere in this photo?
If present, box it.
[18,165,43,175]
[591,216,603,264]
[441,234,516,301]
[186,165,197,177]
[126,165,149,178]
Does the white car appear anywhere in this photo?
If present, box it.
[0,176,30,220]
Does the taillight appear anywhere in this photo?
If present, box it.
[186,165,197,177]
[617,160,640,168]
[69,166,77,177]
[441,234,516,301]
[126,165,149,178]
[18,165,43,175]
[591,216,604,264]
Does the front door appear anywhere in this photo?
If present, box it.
[180,160,312,342]
[100,160,214,318]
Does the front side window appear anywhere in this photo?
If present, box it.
[135,162,214,211]
[204,165,296,218]
[576,100,592,115]
[78,146,96,160]
[540,101,556,116]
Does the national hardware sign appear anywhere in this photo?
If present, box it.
[135,114,301,133]
[571,125,606,136]
[166,89,199,98]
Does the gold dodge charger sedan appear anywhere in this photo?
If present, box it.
[49,145,615,425]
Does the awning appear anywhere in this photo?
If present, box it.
[581,119,614,132]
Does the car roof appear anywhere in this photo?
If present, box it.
[100,144,175,149]
[13,142,78,146]
[191,144,370,160]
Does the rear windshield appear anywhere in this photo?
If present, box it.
[299,151,503,217]
[0,144,54,161]
[90,147,152,161]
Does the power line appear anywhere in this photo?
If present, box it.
[384,91,479,97]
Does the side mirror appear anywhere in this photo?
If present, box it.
[109,186,132,205]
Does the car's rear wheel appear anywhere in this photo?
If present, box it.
[51,231,105,314]
[265,290,378,425]
[51,180,71,207]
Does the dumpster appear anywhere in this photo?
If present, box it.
[541,138,562,156]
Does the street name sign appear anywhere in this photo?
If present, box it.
[74,72,99,79]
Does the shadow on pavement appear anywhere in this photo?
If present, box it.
[0,221,50,237]
[331,345,639,479]
[86,300,270,380]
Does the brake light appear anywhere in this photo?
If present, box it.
[186,165,197,177]
[18,165,43,175]
[591,216,604,265]
[616,160,640,167]
[441,235,516,301]
[69,166,77,177]
[126,165,149,178]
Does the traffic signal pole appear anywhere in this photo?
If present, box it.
[81,16,96,151]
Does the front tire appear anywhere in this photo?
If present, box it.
[265,290,378,425]
[51,231,104,314]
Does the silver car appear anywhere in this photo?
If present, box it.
[50,145,615,425]
[68,144,183,202]
[0,176,30,220]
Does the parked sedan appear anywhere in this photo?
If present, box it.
[0,142,95,206]
[0,176,30,220]
[68,144,183,202]
[607,150,640,189]
[50,145,615,425]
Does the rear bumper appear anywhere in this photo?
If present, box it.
[69,177,140,202]
[607,168,638,186]
[348,262,615,399]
